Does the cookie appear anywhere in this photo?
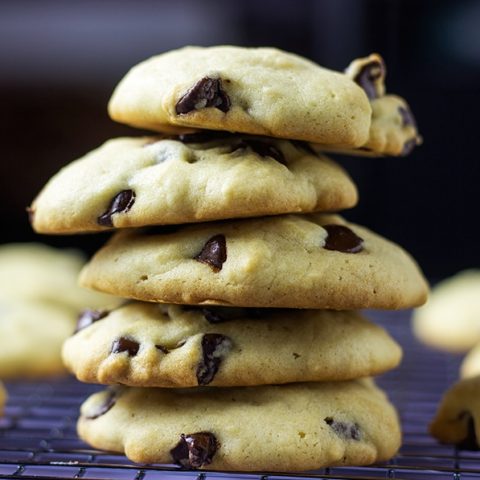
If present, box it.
[78,379,400,471]
[0,243,116,311]
[80,213,428,310]
[317,54,421,157]
[413,270,480,352]
[0,382,6,416]
[29,135,357,234]
[108,46,372,147]
[62,301,402,387]
[461,345,480,378]
[0,299,76,378]
[430,376,480,450]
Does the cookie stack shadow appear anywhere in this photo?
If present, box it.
[29,46,428,471]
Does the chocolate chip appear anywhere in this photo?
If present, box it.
[352,59,386,100]
[456,411,479,451]
[177,131,235,143]
[401,138,417,157]
[233,139,285,164]
[324,417,361,441]
[196,334,232,385]
[323,224,364,254]
[176,77,231,115]
[194,234,227,272]
[170,432,218,469]
[85,389,117,420]
[74,309,109,334]
[398,106,417,129]
[97,190,135,227]
[111,337,140,356]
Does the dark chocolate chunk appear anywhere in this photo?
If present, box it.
[196,333,232,385]
[74,309,109,334]
[401,138,417,157]
[85,389,117,420]
[352,59,386,100]
[111,337,140,356]
[177,131,235,143]
[194,234,227,272]
[233,139,285,164]
[175,76,231,115]
[170,432,218,469]
[323,224,364,254]
[97,190,135,227]
[456,411,480,451]
[324,417,361,441]
[398,106,417,129]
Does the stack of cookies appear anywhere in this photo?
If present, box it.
[29,46,428,471]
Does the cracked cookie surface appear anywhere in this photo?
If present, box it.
[78,379,401,470]
[79,214,428,310]
[63,301,402,387]
[29,135,357,234]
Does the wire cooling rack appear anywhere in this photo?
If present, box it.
[1,310,477,480]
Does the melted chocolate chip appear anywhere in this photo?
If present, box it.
[196,333,232,385]
[323,224,364,254]
[85,389,117,420]
[353,59,386,100]
[233,139,285,164]
[177,131,235,143]
[325,417,361,440]
[176,77,231,115]
[155,344,170,354]
[398,106,417,129]
[456,411,480,451]
[401,138,417,157]
[194,234,227,272]
[97,190,135,227]
[170,432,218,469]
[75,309,109,334]
[111,337,140,356]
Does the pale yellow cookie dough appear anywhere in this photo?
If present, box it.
[80,214,428,310]
[108,46,371,147]
[63,302,402,387]
[30,135,357,234]
[78,379,401,471]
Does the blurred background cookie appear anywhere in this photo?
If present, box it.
[413,270,480,352]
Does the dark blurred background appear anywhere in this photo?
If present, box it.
[1,0,479,280]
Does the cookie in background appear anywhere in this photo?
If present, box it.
[0,243,118,379]
[412,270,480,352]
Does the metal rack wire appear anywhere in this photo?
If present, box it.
[1,310,478,479]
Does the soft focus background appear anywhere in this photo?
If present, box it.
[0,0,478,279]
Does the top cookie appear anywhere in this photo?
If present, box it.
[29,134,357,234]
[79,213,428,310]
[108,46,371,146]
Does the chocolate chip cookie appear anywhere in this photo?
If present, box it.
[413,270,480,353]
[78,379,401,470]
[29,135,357,234]
[79,213,428,309]
[431,376,480,450]
[63,301,402,387]
[108,46,372,146]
